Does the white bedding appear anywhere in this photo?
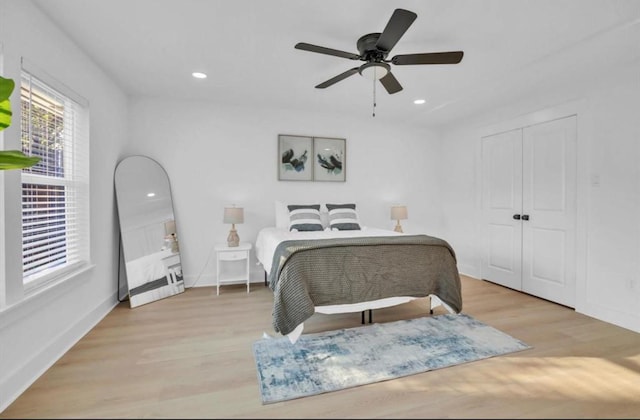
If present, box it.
[255,226,402,273]
[125,249,174,289]
[255,226,454,343]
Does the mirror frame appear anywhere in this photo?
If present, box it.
[114,155,185,307]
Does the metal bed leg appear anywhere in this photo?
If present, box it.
[264,270,267,286]
[361,309,374,324]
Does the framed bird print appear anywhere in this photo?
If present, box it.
[278,134,313,181]
[313,137,345,182]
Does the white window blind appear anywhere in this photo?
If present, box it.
[20,69,90,289]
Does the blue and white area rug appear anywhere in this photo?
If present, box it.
[252,313,531,404]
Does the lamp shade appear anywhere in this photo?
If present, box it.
[223,207,244,224]
[164,220,176,235]
[390,205,408,220]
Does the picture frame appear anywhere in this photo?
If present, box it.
[313,137,346,182]
[278,134,313,181]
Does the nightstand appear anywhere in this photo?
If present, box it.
[214,243,252,295]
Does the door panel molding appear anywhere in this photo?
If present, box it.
[482,115,577,307]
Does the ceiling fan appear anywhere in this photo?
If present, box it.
[295,8,464,94]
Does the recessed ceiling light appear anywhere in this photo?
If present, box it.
[147,192,156,197]
[192,72,207,79]
[413,99,426,105]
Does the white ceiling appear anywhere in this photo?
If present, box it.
[33,0,640,128]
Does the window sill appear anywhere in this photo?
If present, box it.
[24,262,92,295]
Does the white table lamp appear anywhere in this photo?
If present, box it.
[390,205,408,233]
[223,206,244,247]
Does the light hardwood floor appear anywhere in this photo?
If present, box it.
[2,275,640,419]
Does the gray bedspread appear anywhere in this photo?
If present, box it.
[268,234,462,335]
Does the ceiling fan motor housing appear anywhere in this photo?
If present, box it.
[357,33,389,61]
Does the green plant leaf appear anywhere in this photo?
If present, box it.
[0,99,12,130]
[0,76,15,101]
[0,150,41,170]
[0,77,15,131]
[0,79,37,170]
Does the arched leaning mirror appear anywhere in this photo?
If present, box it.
[114,155,185,308]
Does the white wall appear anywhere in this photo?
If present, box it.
[580,80,640,332]
[0,0,129,411]
[2,1,636,413]
[438,65,640,334]
[127,98,442,287]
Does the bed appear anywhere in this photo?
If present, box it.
[256,203,462,343]
[125,249,185,307]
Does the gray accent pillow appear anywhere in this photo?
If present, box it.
[326,203,361,230]
[287,204,324,231]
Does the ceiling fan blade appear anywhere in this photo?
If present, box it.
[392,51,464,65]
[295,42,361,60]
[315,67,360,89]
[379,72,403,94]
[375,8,417,52]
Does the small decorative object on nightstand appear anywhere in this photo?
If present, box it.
[223,205,244,247]
[214,242,252,295]
[164,219,180,253]
[391,205,408,233]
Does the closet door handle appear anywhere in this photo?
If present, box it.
[522,214,530,221]
[513,214,521,220]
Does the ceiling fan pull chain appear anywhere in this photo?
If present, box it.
[372,76,376,117]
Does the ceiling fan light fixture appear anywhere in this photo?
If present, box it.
[359,62,390,80]
[295,8,463,97]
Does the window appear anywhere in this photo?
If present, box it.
[20,69,90,289]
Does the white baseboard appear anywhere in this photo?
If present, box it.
[0,293,117,413]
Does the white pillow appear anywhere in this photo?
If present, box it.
[275,200,289,229]
[320,210,329,229]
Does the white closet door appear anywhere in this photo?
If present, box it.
[481,129,523,290]
[522,115,577,307]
